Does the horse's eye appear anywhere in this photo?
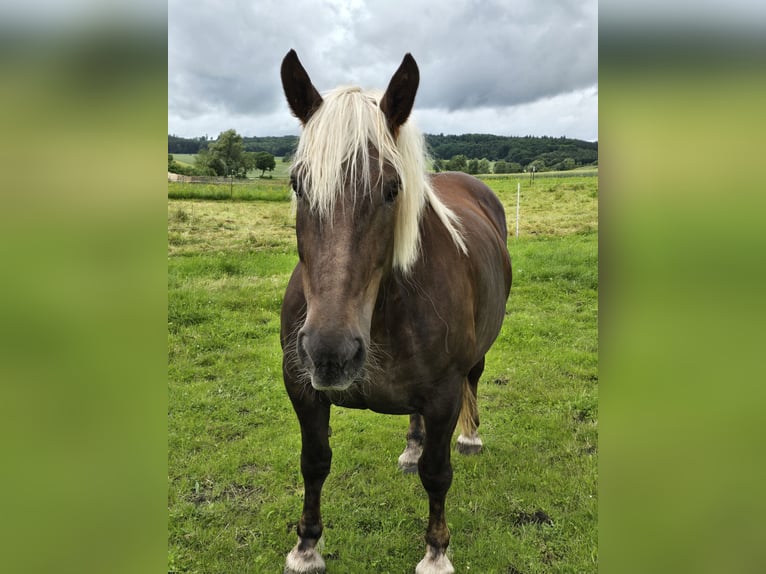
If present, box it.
[290,175,304,198]
[384,179,400,203]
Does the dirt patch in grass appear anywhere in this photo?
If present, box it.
[512,508,553,526]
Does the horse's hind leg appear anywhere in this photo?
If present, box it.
[457,357,484,455]
[398,413,424,473]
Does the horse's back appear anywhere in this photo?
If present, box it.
[431,172,511,294]
[431,171,509,247]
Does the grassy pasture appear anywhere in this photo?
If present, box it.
[168,180,292,202]
[172,153,198,166]
[168,174,598,573]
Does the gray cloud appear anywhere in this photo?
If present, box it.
[168,0,597,139]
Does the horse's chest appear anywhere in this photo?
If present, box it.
[323,375,419,415]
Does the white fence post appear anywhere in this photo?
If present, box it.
[516,182,520,238]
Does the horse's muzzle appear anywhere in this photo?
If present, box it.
[297,328,367,391]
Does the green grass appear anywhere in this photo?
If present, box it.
[168,174,597,573]
[172,153,198,167]
[168,180,292,202]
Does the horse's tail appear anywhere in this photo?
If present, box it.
[458,376,478,437]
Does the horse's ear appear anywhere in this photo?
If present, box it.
[281,49,323,125]
[380,53,420,135]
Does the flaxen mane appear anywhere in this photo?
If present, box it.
[291,86,467,273]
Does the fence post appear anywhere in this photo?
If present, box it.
[516,182,520,238]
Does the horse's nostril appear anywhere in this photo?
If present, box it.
[296,330,311,366]
[352,337,366,365]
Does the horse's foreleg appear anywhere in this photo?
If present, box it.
[398,413,425,473]
[415,404,460,574]
[285,397,332,574]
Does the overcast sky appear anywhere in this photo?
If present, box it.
[168,0,598,141]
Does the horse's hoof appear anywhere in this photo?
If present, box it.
[415,546,455,574]
[284,541,325,574]
[456,433,483,455]
[398,445,422,473]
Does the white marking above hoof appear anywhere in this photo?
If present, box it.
[284,540,325,574]
[415,546,455,574]
[397,444,422,473]
[456,433,483,455]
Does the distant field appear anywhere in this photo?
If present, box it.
[167,169,598,234]
[480,174,598,236]
[167,173,598,238]
[172,153,198,166]
[169,154,293,179]
[168,173,598,573]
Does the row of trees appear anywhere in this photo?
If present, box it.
[168,133,296,157]
[168,132,594,177]
[168,134,209,154]
[426,133,598,166]
[168,133,598,168]
[168,130,276,177]
[434,154,587,175]
[434,156,491,174]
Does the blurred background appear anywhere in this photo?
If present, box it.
[0,3,166,574]
[0,1,764,572]
[600,1,766,573]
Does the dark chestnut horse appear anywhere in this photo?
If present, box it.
[279,49,512,574]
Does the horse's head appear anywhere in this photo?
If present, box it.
[281,50,420,391]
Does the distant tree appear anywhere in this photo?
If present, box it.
[254,152,276,177]
[194,148,209,172]
[446,154,468,172]
[432,158,444,172]
[477,158,491,174]
[194,148,222,176]
[466,159,479,175]
[190,129,259,177]
[209,157,226,176]
[209,129,246,177]
[507,162,523,173]
[493,160,509,174]
[240,152,256,177]
[561,157,576,170]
